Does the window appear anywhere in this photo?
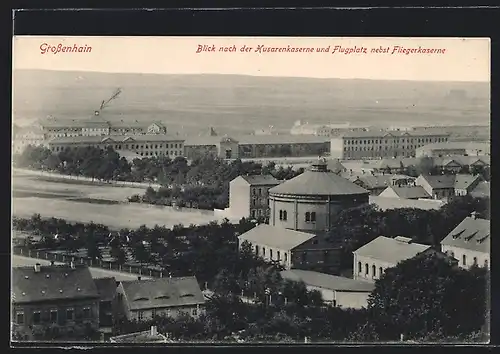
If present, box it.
[283,211,287,221]
[484,259,489,268]
[270,249,273,260]
[372,265,376,277]
[255,245,259,255]
[50,309,58,323]
[277,251,281,260]
[192,308,198,316]
[251,210,256,218]
[83,307,91,319]
[379,267,383,277]
[263,247,266,256]
[152,309,157,318]
[305,212,311,222]
[33,311,41,324]
[258,188,262,196]
[365,264,369,275]
[138,311,144,321]
[358,261,362,273]
[66,308,74,321]
[253,189,257,196]
[462,255,467,266]
[473,257,478,266]
[16,311,24,324]
[311,212,316,222]
[284,253,288,262]
[279,210,283,220]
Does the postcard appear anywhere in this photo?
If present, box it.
[11,35,490,346]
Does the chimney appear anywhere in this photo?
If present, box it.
[150,325,158,336]
[34,263,41,273]
[471,211,478,220]
[138,276,142,281]
[70,261,75,269]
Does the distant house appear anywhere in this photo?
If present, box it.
[238,224,340,272]
[379,185,431,200]
[115,276,205,322]
[94,277,117,333]
[440,214,490,269]
[353,174,416,196]
[228,174,281,219]
[11,263,100,340]
[369,196,445,211]
[280,269,374,309]
[416,141,490,158]
[353,236,431,282]
[109,326,170,343]
[146,122,167,135]
[327,159,347,174]
[416,174,482,199]
[470,181,490,199]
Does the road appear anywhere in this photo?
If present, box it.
[12,255,150,282]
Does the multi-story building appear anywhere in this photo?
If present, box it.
[330,130,450,160]
[227,174,280,220]
[11,263,100,340]
[353,236,431,282]
[93,277,117,335]
[47,135,185,158]
[115,276,205,322]
[378,185,431,200]
[440,214,490,269]
[12,126,46,154]
[416,141,490,158]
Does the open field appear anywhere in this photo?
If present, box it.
[11,255,149,281]
[12,173,232,229]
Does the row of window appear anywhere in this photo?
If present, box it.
[358,262,384,278]
[250,208,270,219]
[278,210,317,223]
[255,245,289,263]
[345,145,423,152]
[448,251,488,267]
[15,307,92,325]
[345,137,447,145]
[137,307,198,321]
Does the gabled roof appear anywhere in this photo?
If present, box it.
[370,196,445,211]
[354,175,392,189]
[120,276,205,311]
[238,224,315,250]
[441,216,490,253]
[269,161,369,196]
[94,277,118,302]
[12,264,99,304]
[280,270,375,292]
[238,174,280,186]
[454,174,482,190]
[327,159,346,174]
[470,181,490,198]
[384,185,431,199]
[354,236,431,265]
[418,174,456,189]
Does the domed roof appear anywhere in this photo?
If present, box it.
[269,159,369,196]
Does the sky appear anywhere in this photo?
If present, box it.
[13,36,490,82]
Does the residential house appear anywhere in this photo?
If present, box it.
[353,236,431,282]
[470,181,490,199]
[379,185,431,200]
[416,174,483,199]
[11,263,100,340]
[454,174,483,196]
[238,224,341,273]
[93,277,117,334]
[115,276,205,322]
[352,174,416,196]
[228,174,281,220]
[440,214,490,269]
[280,269,375,309]
[109,326,170,343]
[369,195,445,211]
[416,141,490,157]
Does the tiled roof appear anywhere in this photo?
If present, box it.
[377,158,420,169]
[120,276,205,311]
[470,181,490,198]
[441,216,490,253]
[418,174,456,189]
[48,134,184,144]
[454,174,482,190]
[269,162,369,196]
[354,236,431,265]
[238,224,315,250]
[370,196,445,211]
[280,270,375,292]
[354,175,391,189]
[239,174,280,186]
[12,264,99,304]
[327,159,346,173]
[183,136,221,146]
[94,277,118,302]
[385,185,431,199]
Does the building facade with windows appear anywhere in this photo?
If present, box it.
[227,174,280,220]
[11,263,100,340]
[440,215,490,269]
[268,160,369,233]
[353,236,431,282]
[330,130,450,160]
[416,141,491,158]
[115,276,205,322]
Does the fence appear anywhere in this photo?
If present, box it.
[13,246,167,278]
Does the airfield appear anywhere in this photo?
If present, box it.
[12,171,232,230]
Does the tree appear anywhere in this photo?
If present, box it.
[367,251,488,341]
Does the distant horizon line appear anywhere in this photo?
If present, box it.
[13,68,490,84]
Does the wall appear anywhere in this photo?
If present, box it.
[293,239,341,273]
[441,245,489,269]
[228,178,251,219]
[378,187,401,199]
[329,138,344,159]
[249,185,274,219]
[250,243,292,269]
[353,254,395,282]
[129,305,205,321]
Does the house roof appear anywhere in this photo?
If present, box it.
[120,276,205,311]
[236,134,330,145]
[377,157,420,169]
[12,264,99,304]
[354,236,431,265]
[238,224,315,250]
[454,174,482,190]
[269,161,369,196]
[354,175,392,189]
[417,141,490,152]
[341,130,449,139]
[370,196,445,211]
[441,216,490,253]
[239,174,280,186]
[384,185,431,199]
[470,181,490,198]
[327,159,346,173]
[94,277,118,302]
[48,134,184,145]
[280,270,375,292]
[418,174,457,189]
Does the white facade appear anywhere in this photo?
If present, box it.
[441,245,489,269]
